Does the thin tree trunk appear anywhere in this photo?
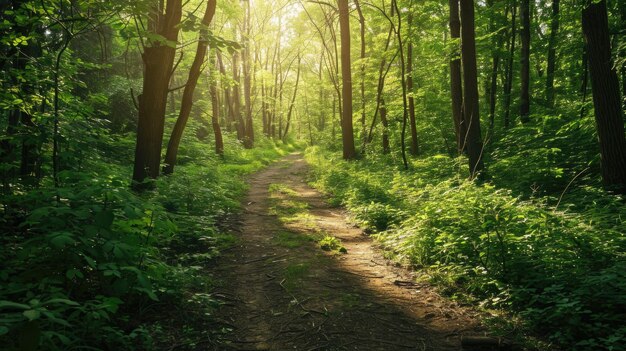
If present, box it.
[449,0,465,152]
[519,0,530,123]
[407,13,419,156]
[354,0,367,151]
[366,23,395,148]
[283,55,302,140]
[460,0,485,178]
[210,48,224,155]
[582,0,626,192]
[392,0,409,169]
[242,0,254,148]
[545,0,559,107]
[487,0,506,132]
[338,0,356,160]
[503,0,517,129]
[163,0,216,175]
[232,50,245,141]
[380,97,390,154]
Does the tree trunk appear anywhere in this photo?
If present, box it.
[460,0,485,178]
[407,13,419,156]
[582,0,626,192]
[354,0,367,150]
[392,0,409,169]
[210,48,224,155]
[449,0,465,153]
[338,0,356,160]
[232,50,245,141]
[503,0,517,129]
[132,0,183,188]
[163,0,216,175]
[283,55,302,141]
[380,97,390,154]
[487,0,506,132]
[242,0,254,148]
[545,0,559,107]
[519,0,530,123]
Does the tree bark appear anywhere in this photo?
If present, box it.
[132,0,183,188]
[460,0,485,178]
[503,0,517,129]
[232,50,245,141]
[407,13,419,156]
[242,0,254,148]
[380,97,390,154]
[163,0,216,175]
[582,0,626,192]
[210,48,224,155]
[338,0,356,160]
[354,0,367,150]
[545,0,559,107]
[449,0,465,153]
[519,0,530,123]
[283,55,302,140]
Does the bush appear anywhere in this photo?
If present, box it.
[305,146,626,350]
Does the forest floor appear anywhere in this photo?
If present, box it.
[210,153,489,351]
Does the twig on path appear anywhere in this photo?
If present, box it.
[329,268,384,279]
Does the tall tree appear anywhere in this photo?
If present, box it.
[503,0,517,128]
[132,0,183,188]
[242,0,254,148]
[407,13,419,156]
[582,0,626,192]
[354,0,367,150]
[283,55,302,140]
[449,0,465,152]
[545,0,560,107]
[209,48,224,155]
[337,0,356,160]
[163,0,217,175]
[460,0,484,177]
[519,0,530,123]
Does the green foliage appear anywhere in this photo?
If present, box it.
[318,234,347,254]
[0,130,296,350]
[306,146,626,350]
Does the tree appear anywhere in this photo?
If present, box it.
[460,0,484,177]
[503,0,517,129]
[582,0,626,192]
[209,48,224,155]
[407,13,419,156]
[519,0,530,123]
[163,0,217,175]
[545,0,560,107]
[242,0,254,148]
[448,0,465,152]
[337,0,356,160]
[132,0,183,188]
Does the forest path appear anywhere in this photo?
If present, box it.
[213,153,485,351]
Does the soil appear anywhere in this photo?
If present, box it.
[211,153,487,351]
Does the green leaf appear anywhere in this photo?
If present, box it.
[95,210,114,229]
[45,298,80,306]
[66,268,84,280]
[0,326,8,335]
[0,301,30,310]
[23,309,41,321]
[50,233,75,248]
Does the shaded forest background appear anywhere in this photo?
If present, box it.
[1,0,625,350]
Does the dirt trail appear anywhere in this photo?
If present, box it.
[213,153,485,350]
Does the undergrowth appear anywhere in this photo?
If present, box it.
[305,145,626,351]
[0,135,298,350]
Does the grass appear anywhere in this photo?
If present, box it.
[272,231,316,248]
